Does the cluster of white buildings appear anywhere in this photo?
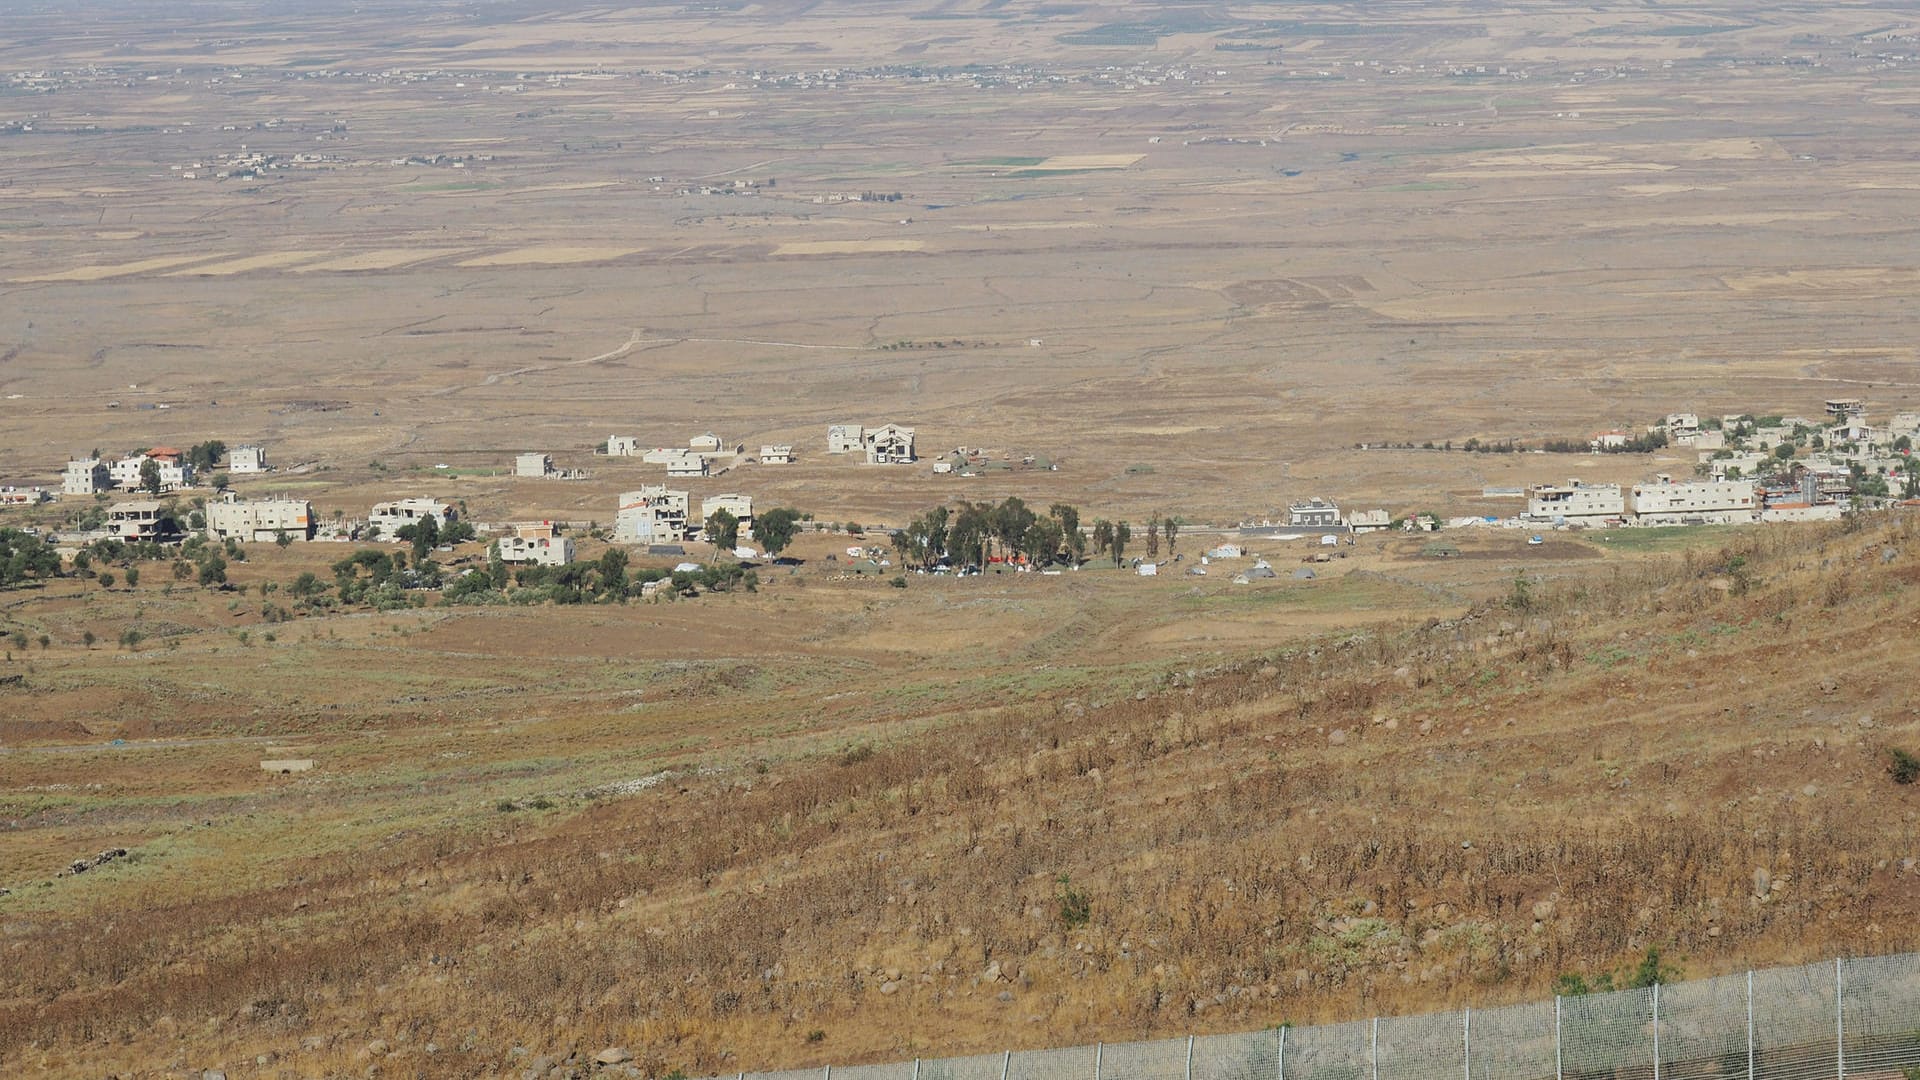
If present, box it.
[613,486,753,545]
[1525,474,1836,527]
[61,445,269,496]
[600,424,914,470]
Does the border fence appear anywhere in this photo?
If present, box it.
[710,952,1920,1080]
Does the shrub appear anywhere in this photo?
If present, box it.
[1056,874,1092,929]
[1890,747,1920,785]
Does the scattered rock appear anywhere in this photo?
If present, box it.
[995,990,1014,1003]
[595,1047,633,1066]
[1327,728,1348,746]
[1531,899,1556,921]
[1752,868,1771,898]
[203,1071,227,1080]
[62,848,129,877]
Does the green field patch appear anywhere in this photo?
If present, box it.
[956,156,1046,167]
[1588,525,1745,553]
[400,181,501,193]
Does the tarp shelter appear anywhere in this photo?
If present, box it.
[1292,567,1316,579]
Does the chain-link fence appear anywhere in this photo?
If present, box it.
[708,952,1920,1080]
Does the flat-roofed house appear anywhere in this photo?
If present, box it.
[368,497,456,536]
[664,450,709,478]
[205,491,315,542]
[1526,479,1625,522]
[827,424,865,454]
[1630,474,1757,525]
[497,521,574,566]
[228,445,267,474]
[107,500,169,541]
[700,493,754,534]
[614,486,691,544]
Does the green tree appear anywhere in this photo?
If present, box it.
[1113,521,1131,566]
[275,529,292,548]
[138,457,162,495]
[123,567,139,588]
[197,555,228,587]
[186,440,227,471]
[1091,519,1114,561]
[1772,442,1795,461]
[0,528,62,585]
[1145,515,1161,560]
[289,571,325,602]
[396,514,440,562]
[704,508,740,553]
[82,629,96,650]
[756,507,802,558]
[1050,503,1085,564]
[7,629,25,653]
[1163,517,1179,557]
[98,572,115,589]
[597,547,629,596]
[211,473,230,492]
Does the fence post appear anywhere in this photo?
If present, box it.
[1185,1035,1195,1080]
[1370,1017,1378,1080]
[1463,1007,1470,1080]
[1094,1043,1102,1080]
[1836,957,1845,1080]
[913,1060,921,1080]
[1651,983,1661,1080]
[1277,1026,1286,1080]
[826,1066,833,1080]
[1001,1051,1011,1080]
[1746,970,1754,1080]
[1554,996,1562,1080]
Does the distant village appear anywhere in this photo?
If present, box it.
[1,399,1906,583]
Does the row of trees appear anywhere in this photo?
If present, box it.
[892,499,1182,569]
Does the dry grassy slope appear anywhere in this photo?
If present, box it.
[7,518,1920,1076]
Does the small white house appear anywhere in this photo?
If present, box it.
[515,452,553,478]
[497,522,573,566]
[229,445,267,474]
[664,450,709,478]
[760,445,796,465]
[607,435,642,457]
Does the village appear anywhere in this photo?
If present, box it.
[0,398,1906,600]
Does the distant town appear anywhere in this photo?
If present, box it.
[1,400,1903,588]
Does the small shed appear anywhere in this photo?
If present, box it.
[1292,567,1316,580]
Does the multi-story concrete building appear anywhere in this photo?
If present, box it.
[204,491,315,542]
[228,445,267,474]
[107,500,170,542]
[1630,474,1757,525]
[497,522,573,566]
[700,493,754,534]
[863,423,915,464]
[63,458,110,495]
[1526,479,1626,522]
[1287,498,1342,529]
[614,486,691,544]
[368,497,456,537]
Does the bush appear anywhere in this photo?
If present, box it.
[1056,874,1092,929]
[1890,747,1920,785]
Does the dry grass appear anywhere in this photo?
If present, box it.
[4,515,1920,1075]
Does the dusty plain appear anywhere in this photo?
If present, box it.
[4,0,1920,1075]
